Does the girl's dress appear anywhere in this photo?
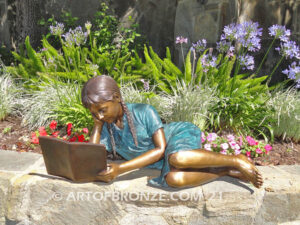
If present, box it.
[100,103,202,187]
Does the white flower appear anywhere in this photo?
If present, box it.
[220,143,229,150]
[204,144,212,151]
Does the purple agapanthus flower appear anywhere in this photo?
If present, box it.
[282,62,300,80]
[201,54,217,72]
[62,26,88,47]
[268,25,291,42]
[238,54,255,70]
[237,21,262,52]
[216,40,235,54]
[140,79,150,91]
[50,22,64,36]
[175,36,188,44]
[220,21,262,52]
[191,39,207,52]
[275,40,300,60]
[221,23,239,41]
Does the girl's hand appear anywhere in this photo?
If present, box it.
[92,114,104,126]
[96,163,120,183]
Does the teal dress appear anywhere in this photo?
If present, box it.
[100,103,202,187]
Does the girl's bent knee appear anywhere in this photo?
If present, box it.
[168,152,190,168]
[165,173,185,188]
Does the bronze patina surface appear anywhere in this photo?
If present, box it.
[39,136,107,182]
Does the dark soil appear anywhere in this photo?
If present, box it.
[0,116,299,166]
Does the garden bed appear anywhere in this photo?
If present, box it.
[0,115,299,166]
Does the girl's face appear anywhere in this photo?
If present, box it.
[89,96,123,124]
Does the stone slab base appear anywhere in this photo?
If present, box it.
[0,150,299,225]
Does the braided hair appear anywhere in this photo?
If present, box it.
[81,75,138,158]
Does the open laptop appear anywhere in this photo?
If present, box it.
[39,136,107,182]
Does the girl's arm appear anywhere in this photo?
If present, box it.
[89,117,104,144]
[118,128,166,174]
[96,128,166,182]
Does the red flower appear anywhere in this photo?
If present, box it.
[31,132,39,144]
[69,136,77,142]
[77,135,85,142]
[49,120,57,130]
[67,123,72,136]
[51,131,59,138]
[82,128,89,134]
[39,127,48,136]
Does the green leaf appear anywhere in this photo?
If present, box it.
[184,50,192,83]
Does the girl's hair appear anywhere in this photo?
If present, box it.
[81,75,138,158]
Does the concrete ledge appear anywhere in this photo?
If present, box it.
[0,150,299,225]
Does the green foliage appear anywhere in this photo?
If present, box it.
[267,88,300,141]
[0,78,12,120]
[120,82,215,130]
[137,45,274,139]
[0,44,14,66]
[18,82,61,130]
[121,83,170,121]
[52,83,93,130]
[162,81,216,131]
[0,63,21,120]
[209,95,275,141]
[92,3,142,55]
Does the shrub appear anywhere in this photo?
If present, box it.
[0,63,21,120]
[268,88,300,142]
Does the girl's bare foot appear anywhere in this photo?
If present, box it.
[227,168,249,182]
[235,154,263,188]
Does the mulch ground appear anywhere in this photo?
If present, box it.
[0,116,299,166]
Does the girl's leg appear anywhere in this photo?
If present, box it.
[165,167,248,188]
[165,169,226,188]
[168,150,263,188]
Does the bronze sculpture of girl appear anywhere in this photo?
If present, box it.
[81,75,263,188]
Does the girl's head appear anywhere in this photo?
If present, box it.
[81,75,138,155]
[81,75,121,109]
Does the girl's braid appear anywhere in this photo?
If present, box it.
[120,99,138,147]
[107,123,117,159]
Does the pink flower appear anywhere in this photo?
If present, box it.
[227,134,235,142]
[229,141,240,150]
[204,144,212,151]
[220,143,229,150]
[176,36,188,44]
[264,144,272,153]
[220,150,227,155]
[234,149,241,155]
[256,148,263,154]
[213,144,217,148]
[246,151,251,157]
[207,133,218,142]
[246,136,258,146]
[82,128,89,134]
[49,120,57,130]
